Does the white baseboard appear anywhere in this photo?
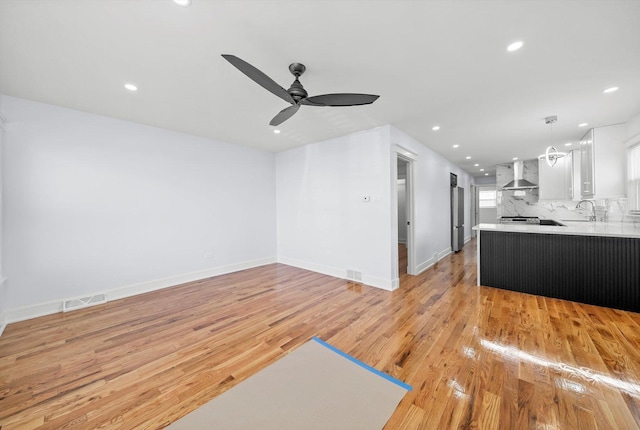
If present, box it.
[4,300,63,325]
[415,246,452,275]
[3,257,277,325]
[363,274,397,291]
[415,259,432,274]
[438,247,453,262]
[464,235,471,244]
[2,253,402,329]
[277,256,396,291]
[0,277,6,336]
[277,256,345,280]
[107,257,276,302]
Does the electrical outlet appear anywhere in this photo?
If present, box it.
[363,196,371,202]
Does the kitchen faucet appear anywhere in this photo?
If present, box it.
[576,200,596,222]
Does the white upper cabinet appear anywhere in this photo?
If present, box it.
[580,124,626,199]
[539,151,574,200]
[572,149,581,201]
[580,129,594,196]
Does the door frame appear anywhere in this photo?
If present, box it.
[392,145,418,284]
[470,184,477,237]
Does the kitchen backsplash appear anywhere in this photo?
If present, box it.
[496,160,633,222]
[498,190,629,221]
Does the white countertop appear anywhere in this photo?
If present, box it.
[473,221,640,238]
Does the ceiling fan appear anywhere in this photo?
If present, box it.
[221,54,380,126]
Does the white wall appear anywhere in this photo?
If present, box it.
[474,175,497,185]
[0,109,5,334]
[276,125,475,291]
[2,96,277,319]
[276,126,395,289]
[1,96,479,323]
[390,127,474,272]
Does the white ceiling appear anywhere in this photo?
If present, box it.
[1,0,639,178]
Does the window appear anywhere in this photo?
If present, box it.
[479,189,497,208]
[628,143,640,214]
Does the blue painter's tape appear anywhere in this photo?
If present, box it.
[311,336,412,391]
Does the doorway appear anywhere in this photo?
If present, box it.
[397,158,410,275]
[393,147,417,284]
[450,173,464,253]
[475,185,498,225]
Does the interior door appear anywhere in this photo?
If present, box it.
[456,186,464,251]
[450,174,458,252]
[470,184,477,237]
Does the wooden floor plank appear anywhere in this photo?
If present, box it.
[1,240,639,429]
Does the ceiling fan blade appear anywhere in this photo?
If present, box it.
[269,104,300,126]
[301,93,379,107]
[222,54,294,104]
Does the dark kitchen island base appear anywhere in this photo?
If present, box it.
[479,230,640,313]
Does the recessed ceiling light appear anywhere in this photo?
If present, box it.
[578,122,588,127]
[273,129,281,134]
[603,86,619,94]
[507,41,524,52]
[512,157,518,161]
[124,83,138,91]
[453,144,459,148]
[485,173,489,176]
[432,126,440,131]
[480,169,485,172]
[474,163,479,167]
[564,142,573,146]
[466,156,471,159]
[172,0,191,6]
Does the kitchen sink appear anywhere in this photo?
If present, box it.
[539,219,566,226]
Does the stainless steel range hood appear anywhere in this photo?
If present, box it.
[502,161,538,190]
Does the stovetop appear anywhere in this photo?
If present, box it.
[500,216,541,224]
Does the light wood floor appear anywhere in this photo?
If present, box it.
[1,240,640,429]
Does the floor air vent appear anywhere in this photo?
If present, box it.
[346,270,363,283]
[63,294,107,312]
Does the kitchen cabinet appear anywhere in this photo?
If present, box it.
[580,124,626,198]
[572,149,581,201]
[580,129,594,196]
[539,150,574,200]
[476,228,640,313]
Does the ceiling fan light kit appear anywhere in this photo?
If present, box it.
[221,54,380,126]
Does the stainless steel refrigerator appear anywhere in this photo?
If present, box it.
[451,186,464,252]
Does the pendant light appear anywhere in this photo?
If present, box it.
[538,115,566,167]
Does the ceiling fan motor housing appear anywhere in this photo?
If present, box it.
[287,63,308,101]
[288,79,308,101]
